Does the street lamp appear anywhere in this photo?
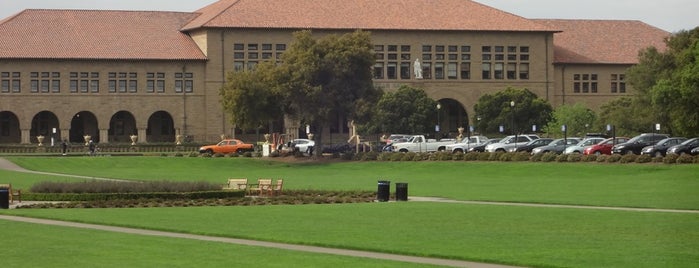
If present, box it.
[436,103,441,139]
[510,101,516,150]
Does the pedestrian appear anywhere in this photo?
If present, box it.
[88,140,95,156]
[61,139,68,155]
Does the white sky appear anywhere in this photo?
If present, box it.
[0,0,696,33]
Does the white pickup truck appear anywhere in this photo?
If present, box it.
[391,135,458,153]
[444,135,489,153]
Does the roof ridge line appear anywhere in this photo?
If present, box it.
[184,0,244,31]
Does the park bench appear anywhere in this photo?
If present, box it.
[248,178,272,196]
[223,178,248,191]
[0,184,21,203]
[270,179,284,196]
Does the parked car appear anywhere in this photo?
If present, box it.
[445,135,489,153]
[583,137,630,155]
[199,139,255,154]
[665,137,699,155]
[691,146,699,156]
[468,138,502,152]
[392,135,458,153]
[512,138,554,153]
[291,138,315,154]
[563,137,605,154]
[640,137,687,157]
[612,133,670,155]
[382,134,411,151]
[532,138,581,154]
[485,134,540,152]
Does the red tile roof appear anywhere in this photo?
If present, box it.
[183,0,556,32]
[535,19,669,64]
[0,10,207,60]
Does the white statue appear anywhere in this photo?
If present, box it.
[414,59,423,79]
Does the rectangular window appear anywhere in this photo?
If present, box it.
[40,80,50,93]
[374,45,384,52]
[574,82,581,93]
[146,80,155,93]
[447,63,457,79]
[422,62,431,79]
[401,45,410,52]
[619,82,626,93]
[481,63,491,80]
[12,80,20,93]
[611,83,618,93]
[90,80,99,93]
[31,80,39,92]
[118,80,127,93]
[129,80,137,92]
[248,52,259,59]
[519,63,529,80]
[0,80,8,93]
[91,72,99,78]
[373,63,384,79]
[400,62,410,79]
[401,54,410,60]
[387,62,397,79]
[234,52,244,59]
[422,54,432,61]
[234,43,244,50]
[234,61,244,71]
[434,63,444,79]
[0,72,8,78]
[591,82,598,93]
[461,46,471,52]
[387,54,397,60]
[387,45,397,52]
[460,63,470,79]
[582,82,590,93]
[175,80,183,93]
[248,44,258,50]
[52,80,60,93]
[506,63,516,79]
[156,80,165,93]
[262,43,272,50]
[108,80,117,93]
[184,80,193,93]
[80,80,89,93]
[422,45,432,52]
[494,63,504,79]
[275,44,286,51]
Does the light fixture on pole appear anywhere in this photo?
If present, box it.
[510,101,516,150]
[435,103,441,139]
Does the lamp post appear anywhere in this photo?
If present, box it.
[510,101,516,150]
[436,103,441,140]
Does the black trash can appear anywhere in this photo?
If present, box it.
[395,182,408,201]
[0,189,9,209]
[377,180,390,202]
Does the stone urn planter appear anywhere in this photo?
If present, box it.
[37,135,45,146]
[130,135,138,145]
[83,135,91,146]
[308,133,314,140]
[175,134,183,145]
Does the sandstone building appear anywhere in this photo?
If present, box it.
[0,0,669,144]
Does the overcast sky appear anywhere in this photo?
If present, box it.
[0,0,696,33]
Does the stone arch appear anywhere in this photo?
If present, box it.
[0,111,21,144]
[70,111,99,143]
[30,111,60,144]
[435,98,469,139]
[147,111,175,142]
[108,111,137,143]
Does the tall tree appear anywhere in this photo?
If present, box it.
[626,27,699,136]
[472,87,553,136]
[360,85,438,136]
[219,62,284,131]
[543,103,596,137]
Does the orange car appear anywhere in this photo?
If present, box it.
[199,139,255,154]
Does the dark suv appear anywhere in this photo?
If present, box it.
[612,133,670,155]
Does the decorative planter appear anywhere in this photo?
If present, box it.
[264,133,271,143]
[37,135,45,146]
[175,134,183,145]
[83,135,91,146]
[308,133,314,140]
[130,135,138,145]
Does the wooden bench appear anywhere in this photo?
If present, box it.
[248,178,272,196]
[270,179,284,196]
[223,178,248,191]
[0,184,21,203]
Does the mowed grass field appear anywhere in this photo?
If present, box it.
[1,157,698,267]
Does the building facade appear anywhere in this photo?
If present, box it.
[0,0,669,144]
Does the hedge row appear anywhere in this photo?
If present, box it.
[23,190,246,202]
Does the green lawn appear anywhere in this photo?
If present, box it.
[2,157,698,267]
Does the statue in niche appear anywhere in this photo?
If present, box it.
[414,58,423,79]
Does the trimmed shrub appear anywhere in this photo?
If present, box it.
[676,154,695,164]
[663,153,679,164]
[567,154,582,162]
[513,152,531,162]
[620,154,638,163]
[464,152,480,161]
[213,152,225,157]
[635,154,652,163]
[530,153,543,162]
[555,154,568,162]
[606,154,622,163]
[488,152,504,161]
[377,152,391,161]
[541,152,558,162]
[596,155,608,163]
[360,151,379,161]
[452,152,465,161]
[498,153,513,162]
[478,152,492,161]
[652,156,664,163]
[581,154,597,162]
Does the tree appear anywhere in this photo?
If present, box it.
[219,62,284,131]
[543,103,596,137]
[360,85,438,136]
[472,87,553,136]
[625,27,699,136]
[595,97,656,137]
[220,30,380,154]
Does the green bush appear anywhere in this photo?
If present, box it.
[676,154,695,164]
[464,152,480,161]
[620,154,638,163]
[555,154,568,162]
[652,156,664,163]
[488,152,504,161]
[452,152,464,161]
[376,152,391,161]
[498,153,513,162]
[530,153,543,162]
[596,155,607,163]
[541,152,558,162]
[606,154,622,163]
[513,152,531,162]
[663,153,679,164]
[213,152,225,157]
[635,154,652,163]
[567,154,582,162]
[360,151,379,161]
[581,154,597,162]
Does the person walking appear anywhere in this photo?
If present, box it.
[61,139,68,155]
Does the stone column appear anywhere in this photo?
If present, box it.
[99,129,109,144]
[137,128,147,144]
[21,129,31,144]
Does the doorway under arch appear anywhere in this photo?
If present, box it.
[70,111,99,143]
[31,111,60,144]
[147,111,175,142]
[109,111,137,143]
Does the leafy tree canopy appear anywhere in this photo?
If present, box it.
[543,103,596,137]
[359,85,438,135]
[473,87,553,136]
